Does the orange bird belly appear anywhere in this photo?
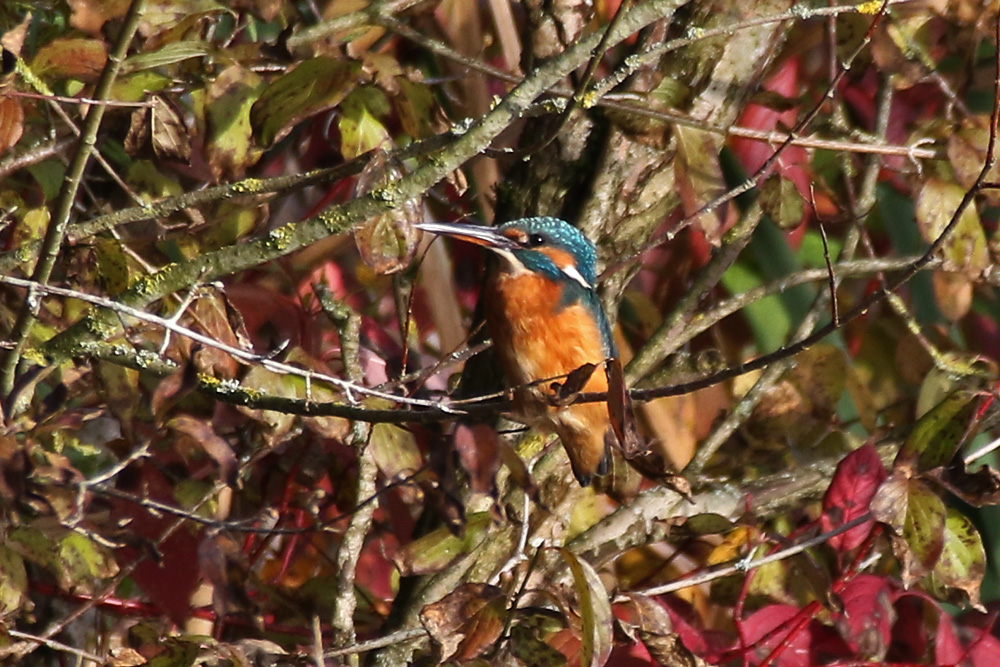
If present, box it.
[485,271,610,483]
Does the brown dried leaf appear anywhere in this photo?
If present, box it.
[935,463,1000,507]
[931,270,973,322]
[353,150,421,274]
[169,415,237,487]
[550,362,598,406]
[420,583,505,663]
[67,0,130,34]
[0,96,23,156]
[125,96,191,163]
[32,37,108,81]
[605,358,641,457]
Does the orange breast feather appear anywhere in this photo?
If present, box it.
[486,273,607,388]
[486,271,611,481]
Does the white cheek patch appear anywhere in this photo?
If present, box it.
[559,263,592,289]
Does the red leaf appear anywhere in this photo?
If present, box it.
[934,607,964,665]
[820,443,886,551]
[453,422,501,495]
[110,462,201,624]
[836,574,894,660]
[741,604,809,667]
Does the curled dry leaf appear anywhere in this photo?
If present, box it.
[0,95,23,157]
[419,583,506,663]
[353,150,422,274]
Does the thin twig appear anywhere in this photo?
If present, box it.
[0,0,147,401]
[632,513,872,597]
[0,275,455,411]
[2,630,104,663]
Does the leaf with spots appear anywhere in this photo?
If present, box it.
[925,508,986,610]
[870,472,946,587]
[895,389,982,473]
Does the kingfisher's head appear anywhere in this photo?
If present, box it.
[417,217,598,291]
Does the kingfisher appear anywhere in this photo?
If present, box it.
[417,217,615,486]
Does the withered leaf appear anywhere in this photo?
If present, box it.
[419,583,505,663]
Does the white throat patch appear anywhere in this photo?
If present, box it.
[494,248,528,275]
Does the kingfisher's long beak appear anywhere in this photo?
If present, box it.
[416,222,516,251]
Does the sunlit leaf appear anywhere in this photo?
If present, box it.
[67,0,130,34]
[393,513,492,576]
[339,86,392,159]
[0,95,23,156]
[555,547,613,667]
[94,359,139,425]
[820,443,886,551]
[870,473,946,586]
[94,237,130,295]
[250,57,360,147]
[419,583,505,662]
[31,37,107,80]
[120,41,213,74]
[926,508,985,609]
[59,533,119,592]
[896,389,981,473]
[915,179,989,281]
[0,544,28,616]
[204,64,264,180]
[370,422,423,486]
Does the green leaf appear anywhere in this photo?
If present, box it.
[250,57,360,147]
[896,389,981,472]
[721,261,790,352]
[556,547,612,667]
[392,513,492,576]
[339,86,392,159]
[916,179,989,274]
[927,508,986,609]
[59,533,118,591]
[510,623,568,667]
[0,545,28,616]
[871,473,946,586]
[758,174,805,229]
[120,41,213,74]
[204,64,264,180]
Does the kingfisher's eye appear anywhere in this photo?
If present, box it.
[526,233,545,247]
